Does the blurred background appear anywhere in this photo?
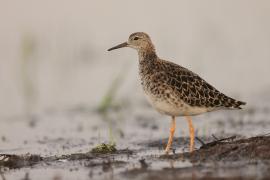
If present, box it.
[0,0,270,118]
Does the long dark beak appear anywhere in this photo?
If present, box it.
[107,42,128,51]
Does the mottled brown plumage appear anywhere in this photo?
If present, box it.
[140,56,245,111]
[108,32,246,154]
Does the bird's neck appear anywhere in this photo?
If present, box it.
[138,47,158,64]
[138,47,158,78]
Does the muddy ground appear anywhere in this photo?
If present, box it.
[0,96,270,180]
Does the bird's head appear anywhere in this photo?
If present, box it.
[108,32,154,52]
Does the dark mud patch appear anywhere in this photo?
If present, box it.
[0,154,43,169]
[0,148,133,170]
[57,148,133,161]
[160,135,270,162]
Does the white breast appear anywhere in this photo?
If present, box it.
[144,92,212,117]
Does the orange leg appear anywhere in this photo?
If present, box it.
[185,116,195,152]
[165,116,176,154]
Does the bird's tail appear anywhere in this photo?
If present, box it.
[224,96,246,109]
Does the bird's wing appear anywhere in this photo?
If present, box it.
[158,59,246,109]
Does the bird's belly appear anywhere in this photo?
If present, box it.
[144,93,210,116]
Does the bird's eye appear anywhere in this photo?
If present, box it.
[134,37,139,40]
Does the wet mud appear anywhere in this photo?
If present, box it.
[1,135,270,179]
[0,100,270,179]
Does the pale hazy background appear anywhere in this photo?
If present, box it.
[1,0,270,117]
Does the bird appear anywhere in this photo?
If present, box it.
[107,32,246,154]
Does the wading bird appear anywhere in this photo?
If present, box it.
[108,32,246,154]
